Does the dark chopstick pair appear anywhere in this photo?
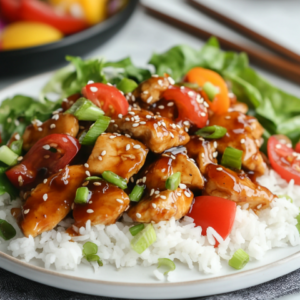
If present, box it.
[141,0,300,84]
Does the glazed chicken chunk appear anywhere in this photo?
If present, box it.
[203,164,276,210]
[186,136,218,174]
[107,108,190,153]
[139,150,204,191]
[22,113,79,151]
[87,133,148,182]
[209,111,266,174]
[127,188,194,223]
[72,179,130,228]
[132,76,170,105]
[13,165,86,238]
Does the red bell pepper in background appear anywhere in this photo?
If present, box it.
[6,134,80,188]
[0,0,21,22]
[82,83,129,118]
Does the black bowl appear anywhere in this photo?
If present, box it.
[0,0,139,78]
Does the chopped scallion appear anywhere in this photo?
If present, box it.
[195,125,227,139]
[221,147,243,170]
[10,140,23,156]
[228,249,249,270]
[86,254,103,266]
[116,78,138,93]
[0,146,18,166]
[129,185,145,202]
[85,176,102,181]
[82,242,103,266]
[65,97,104,121]
[0,219,16,240]
[80,116,111,146]
[130,223,157,254]
[296,213,300,233]
[75,187,89,204]
[165,172,181,191]
[129,224,145,236]
[157,258,176,275]
[203,81,218,101]
[102,171,127,189]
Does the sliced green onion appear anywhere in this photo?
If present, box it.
[203,81,219,101]
[129,224,145,236]
[296,213,300,233]
[65,97,104,121]
[130,223,157,254]
[116,78,138,93]
[165,172,181,191]
[80,116,111,146]
[0,146,18,166]
[86,254,103,266]
[195,125,227,139]
[221,147,243,170]
[129,185,145,202]
[278,195,293,203]
[0,219,16,241]
[85,176,102,181]
[83,241,98,256]
[228,249,249,270]
[102,171,127,189]
[10,140,23,156]
[157,258,176,275]
[75,187,89,204]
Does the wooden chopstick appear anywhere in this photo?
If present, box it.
[141,3,300,85]
[187,0,300,65]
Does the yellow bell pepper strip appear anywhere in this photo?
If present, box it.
[79,0,108,25]
[1,22,63,50]
[185,67,230,115]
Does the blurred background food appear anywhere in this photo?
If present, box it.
[0,0,128,50]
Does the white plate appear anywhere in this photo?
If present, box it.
[1,73,300,299]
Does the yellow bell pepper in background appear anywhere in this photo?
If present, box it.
[1,22,63,50]
[79,0,108,25]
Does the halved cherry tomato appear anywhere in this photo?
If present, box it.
[20,0,88,35]
[0,0,21,23]
[6,134,80,188]
[187,196,236,247]
[185,67,230,115]
[162,86,208,128]
[82,83,129,118]
[295,142,300,154]
[268,135,300,185]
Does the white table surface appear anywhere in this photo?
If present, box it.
[0,0,300,298]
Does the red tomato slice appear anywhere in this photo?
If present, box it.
[268,135,300,185]
[187,196,236,247]
[6,134,80,188]
[20,0,88,35]
[82,83,129,118]
[295,142,300,154]
[0,0,21,23]
[162,86,208,128]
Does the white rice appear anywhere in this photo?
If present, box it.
[0,169,299,279]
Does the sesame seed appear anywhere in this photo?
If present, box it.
[240,139,246,144]
[101,150,106,156]
[133,145,141,149]
[158,105,164,109]
[214,141,218,148]
[50,124,56,129]
[184,191,191,197]
[87,80,94,84]
[140,121,146,125]
[44,155,50,159]
[87,209,94,213]
[201,153,205,158]
[158,79,163,86]
[177,192,182,196]
[116,199,124,204]
[110,120,115,124]
[18,175,23,186]
[126,144,130,151]
[147,96,153,103]
[43,179,48,184]
[114,124,118,128]
[128,111,135,115]
[84,163,89,168]
[183,121,190,126]
[90,87,98,92]
[93,182,101,186]
[14,120,20,126]
[136,213,141,218]
[157,121,162,126]
[225,116,231,119]
[14,134,20,140]
[52,114,59,120]
[24,209,30,214]
[188,91,194,97]
[85,171,91,177]
[98,156,102,161]
[125,134,131,138]
[200,112,206,117]
[107,83,113,86]
[179,183,186,189]
[142,177,146,183]
[132,123,139,127]
[161,168,166,172]
[38,128,43,132]
[216,167,223,171]
[160,195,167,199]
[204,102,209,108]
[213,152,218,158]
[170,132,174,138]
[185,127,189,132]
[150,189,154,196]
[17,156,23,162]
[43,145,50,150]
[257,204,262,209]
[152,203,157,208]
[82,181,89,186]
[171,155,176,160]
[275,144,282,149]
[152,74,159,78]
[167,102,174,107]
[146,115,152,119]
[143,90,149,94]
[43,194,48,201]
[89,201,93,204]
[118,114,123,119]
[110,135,117,139]
[168,77,175,84]
[130,177,134,183]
